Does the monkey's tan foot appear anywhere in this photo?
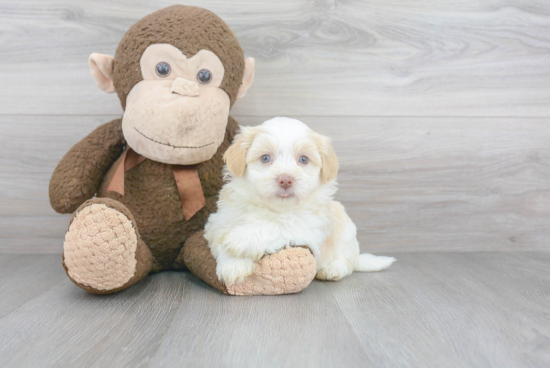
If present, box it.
[179,231,316,296]
[62,198,153,294]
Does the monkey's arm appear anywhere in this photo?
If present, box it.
[49,118,125,214]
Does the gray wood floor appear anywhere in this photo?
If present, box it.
[0,253,549,368]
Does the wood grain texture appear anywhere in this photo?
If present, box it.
[276,116,550,253]
[0,253,548,367]
[0,254,65,319]
[0,0,549,116]
[2,115,548,253]
[147,281,372,367]
[326,252,550,368]
[0,115,120,252]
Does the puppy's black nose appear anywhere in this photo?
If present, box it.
[278,175,293,189]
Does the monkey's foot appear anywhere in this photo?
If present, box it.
[180,231,316,296]
[63,198,152,294]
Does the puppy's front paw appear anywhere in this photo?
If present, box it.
[216,256,256,286]
[223,228,266,260]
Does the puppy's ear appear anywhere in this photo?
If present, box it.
[224,126,260,176]
[313,132,339,183]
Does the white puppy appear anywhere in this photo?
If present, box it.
[205,117,395,285]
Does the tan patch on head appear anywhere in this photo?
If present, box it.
[312,132,339,183]
[293,138,322,167]
[63,204,138,291]
[223,125,262,176]
[246,134,278,164]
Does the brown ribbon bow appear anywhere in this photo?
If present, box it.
[106,148,205,221]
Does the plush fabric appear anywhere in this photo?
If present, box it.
[170,76,201,96]
[50,5,317,296]
[97,117,238,271]
[226,246,316,296]
[180,232,317,296]
[122,78,231,165]
[49,119,125,214]
[89,53,116,93]
[51,116,234,275]
[178,231,229,293]
[105,148,206,221]
[172,165,206,220]
[64,203,139,290]
[113,5,244,110]
[62,197,153,294]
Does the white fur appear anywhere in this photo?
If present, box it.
[205,117,396,285]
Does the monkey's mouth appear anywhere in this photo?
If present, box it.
[134,127,214,149]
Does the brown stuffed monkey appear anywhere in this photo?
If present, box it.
[49,5,316,295]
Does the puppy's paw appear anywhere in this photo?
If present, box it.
[316,259,353,281]
[216,256,256,286]
[223,228,266,261]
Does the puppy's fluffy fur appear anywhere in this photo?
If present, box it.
[205,117,395,285]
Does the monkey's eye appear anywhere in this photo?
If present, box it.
[156,62,171,77]
[261,154,271,163]
[299,156,309,164]
[197,69,212,84]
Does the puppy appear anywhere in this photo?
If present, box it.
[205,117,395,285]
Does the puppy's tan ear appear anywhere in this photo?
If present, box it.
[224,126,260,176]
[313,132,339,183]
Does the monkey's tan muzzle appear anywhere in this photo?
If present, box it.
[171,77,200,97]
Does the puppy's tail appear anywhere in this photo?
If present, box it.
[354,253,396,272]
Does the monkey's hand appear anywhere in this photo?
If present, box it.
[49,118,125,214]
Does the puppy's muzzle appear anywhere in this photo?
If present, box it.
[277,175,294,189]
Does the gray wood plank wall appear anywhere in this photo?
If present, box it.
[0,0,549,253]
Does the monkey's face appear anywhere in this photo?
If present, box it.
[88,6,255,165]
[121,44,230,165]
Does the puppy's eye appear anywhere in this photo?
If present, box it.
[261,154,271,163]
[156,62,171,77]
[299,156,309,164]
[197,69,212,84]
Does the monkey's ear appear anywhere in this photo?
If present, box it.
[223,126,260,176]
[236,57,255,100]
[88,53,116,94]
[312,132,339,183]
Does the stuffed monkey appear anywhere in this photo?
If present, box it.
[49,5,316,295]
